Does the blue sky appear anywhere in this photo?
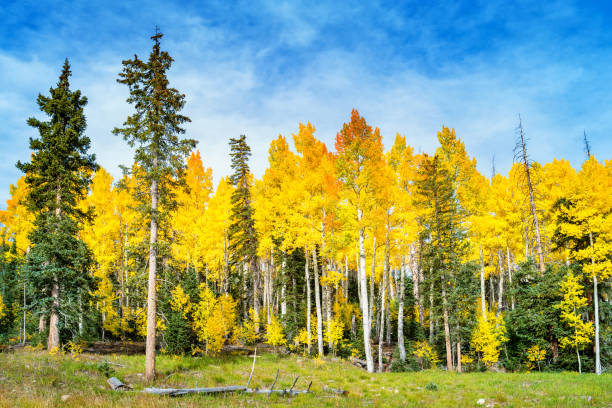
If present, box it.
[1,0,612,205]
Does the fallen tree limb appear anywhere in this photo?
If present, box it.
[143,385,246,396]
[135,346,334,399]
[323,385,348,395]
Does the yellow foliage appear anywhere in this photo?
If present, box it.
[0,176,34,255]
[324,315,345,352]
[233,308,260,345]
[170,285,192,318]
[266,315,287,347]
[134,307,166,337]
[320,270,345,287]
[470,309,508,368]
[192,285,237,353]
[413,340,440,369]
[460,354,474,365]
[556,272,594,352]
[295,328,310,346]
[0,294,5,320]
[525,344,546,372]
[65,340,83,360]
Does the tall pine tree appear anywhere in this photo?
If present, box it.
[17,60,97,352]
[113,31,197,381]
[228,135,259,324]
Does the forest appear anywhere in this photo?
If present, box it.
[0,32,610,385]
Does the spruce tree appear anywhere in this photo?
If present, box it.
[16,60,97,351]
[228,135,259,321]
[416,153,468,370]
[113,31,197,381]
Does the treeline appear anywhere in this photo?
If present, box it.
[0,32,610,377]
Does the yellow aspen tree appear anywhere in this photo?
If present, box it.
[555,272,593,373]
[81,168,121,337]
[171,151,213,277]
[266,314,287,349]
[0,177,34,343]
[470,309,508,368]
[201,177,234,290]
[0,177,34,255]
[556,156,612,374]
[335,109,385,372]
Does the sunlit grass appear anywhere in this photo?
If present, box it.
[0,349,609,407]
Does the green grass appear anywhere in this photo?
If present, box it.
[0,348,609,407]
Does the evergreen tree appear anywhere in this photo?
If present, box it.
[16,60,97,351]
[228,135,259,321]
[416,153,468,370]
[113,30,197,381]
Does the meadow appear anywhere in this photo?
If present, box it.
[0,348,609,407]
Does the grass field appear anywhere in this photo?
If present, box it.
[0,348,609,407]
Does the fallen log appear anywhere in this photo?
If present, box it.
[144,385,246,396]
[323,385,348,395]
[107,377,132,390]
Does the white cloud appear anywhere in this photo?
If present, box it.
[2,1,612,208]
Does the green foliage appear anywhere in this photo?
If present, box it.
[425,382,438,391]
[16,60,97,343]
[113,32,196,214]
[164,311,195,355]
[505,262,568,370]
[228,134,258,303]
[95,360,115,378]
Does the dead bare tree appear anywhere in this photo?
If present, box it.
[514,115,545,273]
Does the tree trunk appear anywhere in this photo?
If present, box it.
[518,117,545,273]
[397,257,406,362]
[47,282,60,351]
[507,245,515,311]
[411,244,421,324]
[358,208,374,372]
[145,173,159,382]
[429,278,434,344]
[321,219,333,350]
[305,247,312,355]
[39,314,46,334]
[252,260,260,333]
[78,291,83,337]
[479,246,487,320]
[378,223,389,372]
[344,255,349,299]
[577,347,582,374]
[369,236,376,335]
[589,232,601,375]
[22,267,27,345]
[312,247,324,357]
[489,273,495,310]
[457,341,462,373]
[48,193,62,352]
[411,244,424,327]
[441,273,453,371]
[497,251,505,316]
[281,281,287,318]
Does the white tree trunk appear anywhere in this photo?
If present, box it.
[590,232,601,375]
[479,246,487,321]
[312,247,324,357]
[358,208,374,372]
[305,247,312,355]
[397,257,406,362]
[441,273,453,371]
[497,251,505,316]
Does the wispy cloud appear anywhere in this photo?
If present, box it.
[1,0,611,205]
